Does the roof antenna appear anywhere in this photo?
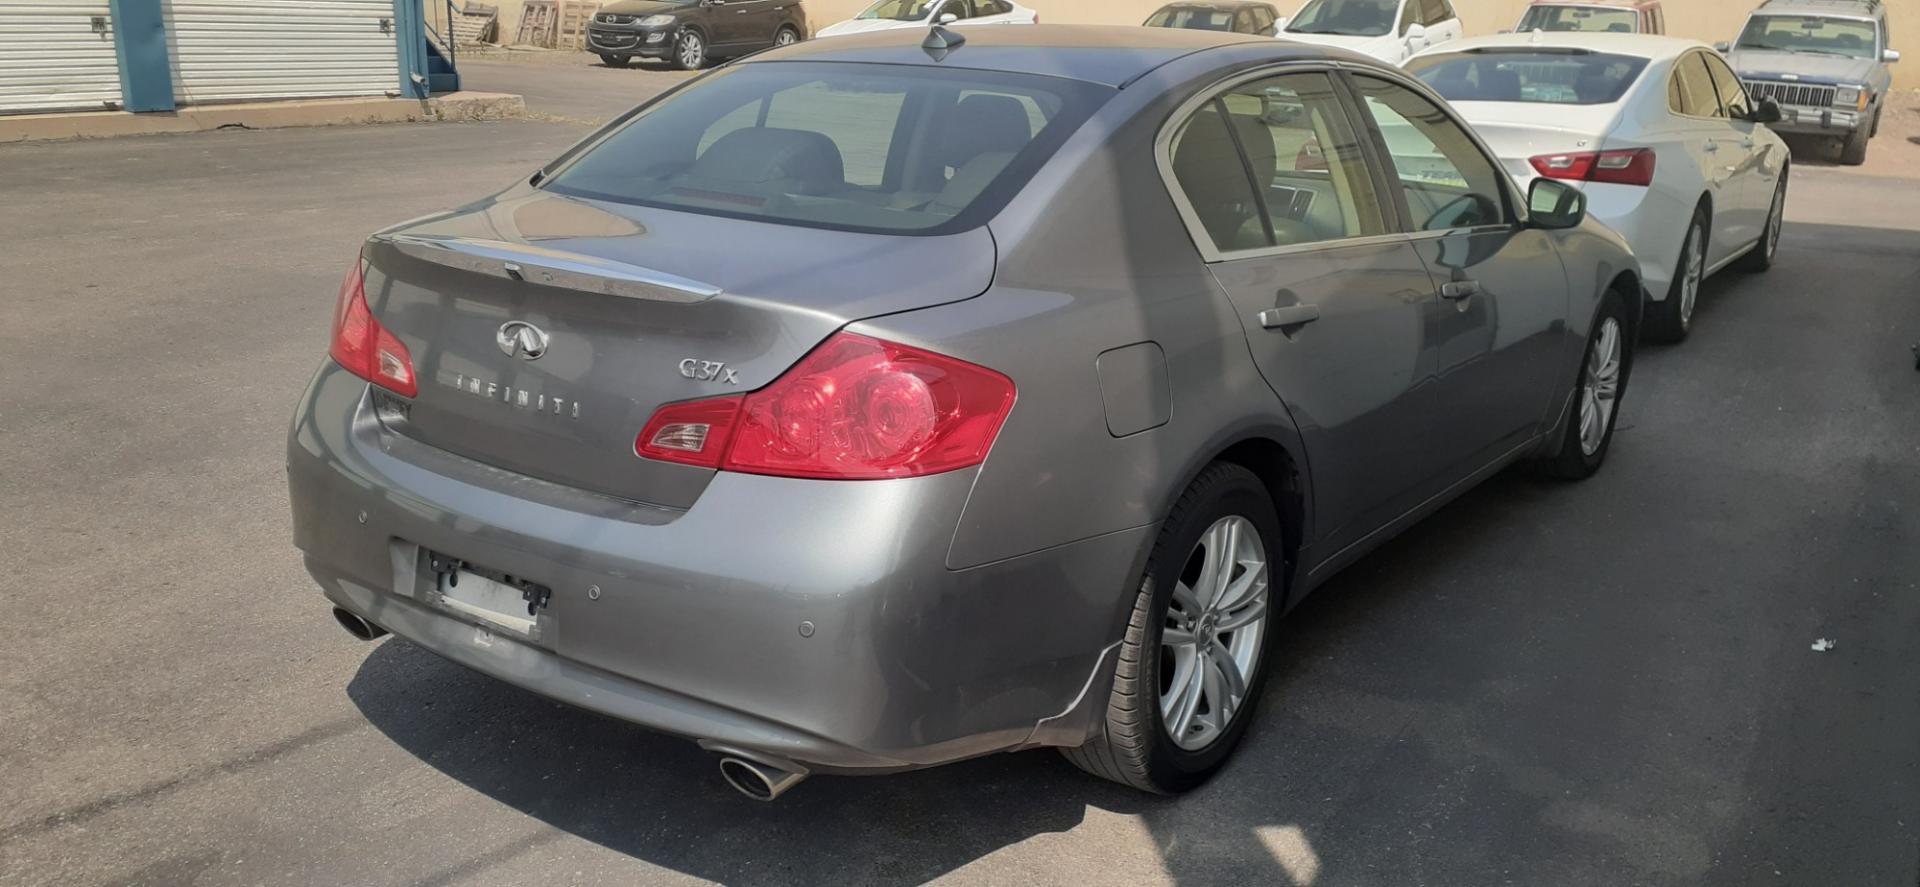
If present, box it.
[923,13,965,62]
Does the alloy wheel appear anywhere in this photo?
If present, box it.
[1579,317,1623,457]
[1160,516,1270,751]
[678,33,704,68]
[1679,224,1703,329]
[774,29,798,46]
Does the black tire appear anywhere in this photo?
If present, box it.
[1735,166,1787,273]
[1870,107,1882,139]
[1539,288,1632,481]
[598,53,631,67]
[1061,463,1284,794]
[1839,124,1870,166]
[1644,207,1707,344]
[773,25,801,47]
[673,30,707,71]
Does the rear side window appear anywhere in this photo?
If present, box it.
[544,63,1109,235]
[1408,50,1651,105]
[1167,72,1389,253]
[1668,52,1722,117]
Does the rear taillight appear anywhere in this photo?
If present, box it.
[1529,148,1656,187]
[328,260,417,397]
[636,332,1016,480]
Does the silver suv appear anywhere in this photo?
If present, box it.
[1719,0,1899,165]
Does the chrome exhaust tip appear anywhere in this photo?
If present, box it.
[717,755,807,801]
[332,607,388,641]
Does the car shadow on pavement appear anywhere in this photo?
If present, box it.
[343,469,1619,886]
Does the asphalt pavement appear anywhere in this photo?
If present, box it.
[2,62,1918,887]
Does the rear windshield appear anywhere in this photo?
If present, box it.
[1737,15,1879,60]
[542,62,1109,235]
[1407,50,1650,105]
[1515,5,1638,33]
[1146,8,1236,30]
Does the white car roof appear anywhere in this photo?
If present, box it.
[1410,31,1711,61]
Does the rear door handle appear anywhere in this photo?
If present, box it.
[1440,280,1480,300]
[1258,304,1321,329]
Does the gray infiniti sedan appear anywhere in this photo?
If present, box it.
[290,25,1642,799]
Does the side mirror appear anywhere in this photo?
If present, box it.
[1526,179,1586,230]
[1885,49,1901,64]
[1713,40,1731,52]
[937,11,958,25]
[1405,22,1428,44]
[1750,96,1783,124]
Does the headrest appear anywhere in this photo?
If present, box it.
[691,127,846,192]
[942,94,1034,169]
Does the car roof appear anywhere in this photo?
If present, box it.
[1526,0,1659,9]
[746,24,1287,88]
[1755,0,1882,18]
[1418,31,1709,60]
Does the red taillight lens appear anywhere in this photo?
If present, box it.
[328,260,418,397]
[1529,148,1656,187]
[636,333,1016,480]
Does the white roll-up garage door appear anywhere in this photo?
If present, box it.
[164,0,400,104]
[0,1,125,115]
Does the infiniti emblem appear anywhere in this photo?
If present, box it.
[496,321,549,361]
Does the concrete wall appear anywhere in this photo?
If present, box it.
[471,0,1917,89]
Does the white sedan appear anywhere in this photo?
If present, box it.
[816,0,1036,38]
[1279,0,1465,65]
[1407,34,1790,341]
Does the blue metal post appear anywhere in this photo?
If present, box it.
[393,0,430,99]
[108,0,175,112]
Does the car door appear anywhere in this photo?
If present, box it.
[710,0,757,46]
[1670,51,1747,267]
[1427,0,1463,45]
[1163,68,1447,556]
[1393,0,1421,61]
[1701,50,1772,250]
[1346,72,1571,479]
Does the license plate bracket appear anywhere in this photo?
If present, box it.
[425,551,552,636]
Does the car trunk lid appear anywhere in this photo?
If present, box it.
[360,189,998,510]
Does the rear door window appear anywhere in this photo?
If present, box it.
[1166,71,1390,254]
[1668,52,1721,117]
[544,63,1109,235]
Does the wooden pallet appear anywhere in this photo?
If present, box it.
[514,0,601,49]
[453,2,498,46]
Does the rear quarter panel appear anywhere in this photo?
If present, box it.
[852,48,1314,585]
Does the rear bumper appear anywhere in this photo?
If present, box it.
[288,363,1145,773]
[1767,105,1867,136]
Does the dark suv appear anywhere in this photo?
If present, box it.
[588,0,808,70]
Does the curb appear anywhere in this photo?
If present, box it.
[0,92,528,144]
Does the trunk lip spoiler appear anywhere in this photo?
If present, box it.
[378,234,725,304]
